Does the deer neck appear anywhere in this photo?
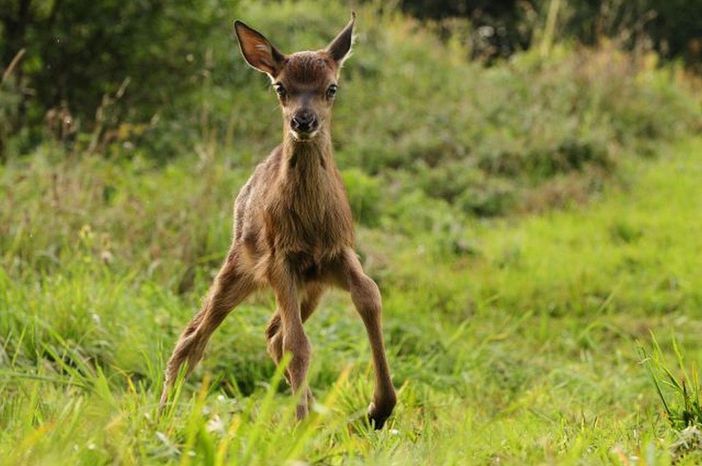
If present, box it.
[281,127,333,178]
[275,127,336,219]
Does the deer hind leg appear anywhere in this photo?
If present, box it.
[335,248,396,429]
[268,267,312,419]
[265,283,323,406]
[266,283,323,365]
[160,251,255,410]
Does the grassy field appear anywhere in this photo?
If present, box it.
[2,132,702,464]
[1,3,701,464]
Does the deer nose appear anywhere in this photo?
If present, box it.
[291,111,318,133]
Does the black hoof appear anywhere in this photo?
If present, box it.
[367,401,394,430]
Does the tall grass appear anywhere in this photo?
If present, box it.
[2,133,702,463]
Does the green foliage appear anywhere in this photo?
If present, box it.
[563,0,702,64]
[341,167,382,227]
[3,133,702,464]
[400,0,702,66]
[2,1,700,219]
[0,0,230,132]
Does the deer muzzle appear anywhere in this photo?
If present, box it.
[290,110,319,137]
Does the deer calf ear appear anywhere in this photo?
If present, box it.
[326,12,355,66]
[234,20,285,77]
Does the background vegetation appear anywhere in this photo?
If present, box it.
[1,0,701,464]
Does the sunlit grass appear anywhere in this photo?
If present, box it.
[1,138,701,464]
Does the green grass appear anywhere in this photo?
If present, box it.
[2,135,702,464]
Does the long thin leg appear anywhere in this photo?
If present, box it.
[335,248,396,429]
[269,264,311,419]
[266,283,323,365]
[160,251,255,409]
[266,283,323,407]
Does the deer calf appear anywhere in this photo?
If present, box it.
[160,13,396,428]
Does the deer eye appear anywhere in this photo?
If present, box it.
[273,83,286,97]
[326,84,338,99]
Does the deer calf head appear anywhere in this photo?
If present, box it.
[234,14,355,142]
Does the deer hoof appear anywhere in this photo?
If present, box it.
[367,400,394,430]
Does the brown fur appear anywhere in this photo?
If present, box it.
[160,14,396,428]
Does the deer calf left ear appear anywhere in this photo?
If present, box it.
[326,12,355,66]
[234,20,286,78]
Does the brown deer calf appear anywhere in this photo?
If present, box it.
[159,13,396,428]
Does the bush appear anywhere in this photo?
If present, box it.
[2,0,699,218]
[0,0,228,139]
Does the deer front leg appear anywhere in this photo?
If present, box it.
[336,249,396,429]
[160,251,255,411]
[270,266,312,420]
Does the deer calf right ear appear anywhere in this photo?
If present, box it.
[326,12,355,66]
[234,20,285,77]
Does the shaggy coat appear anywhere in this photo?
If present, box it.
[160,13,396,428]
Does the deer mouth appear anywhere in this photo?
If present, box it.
[290,128,319,142]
